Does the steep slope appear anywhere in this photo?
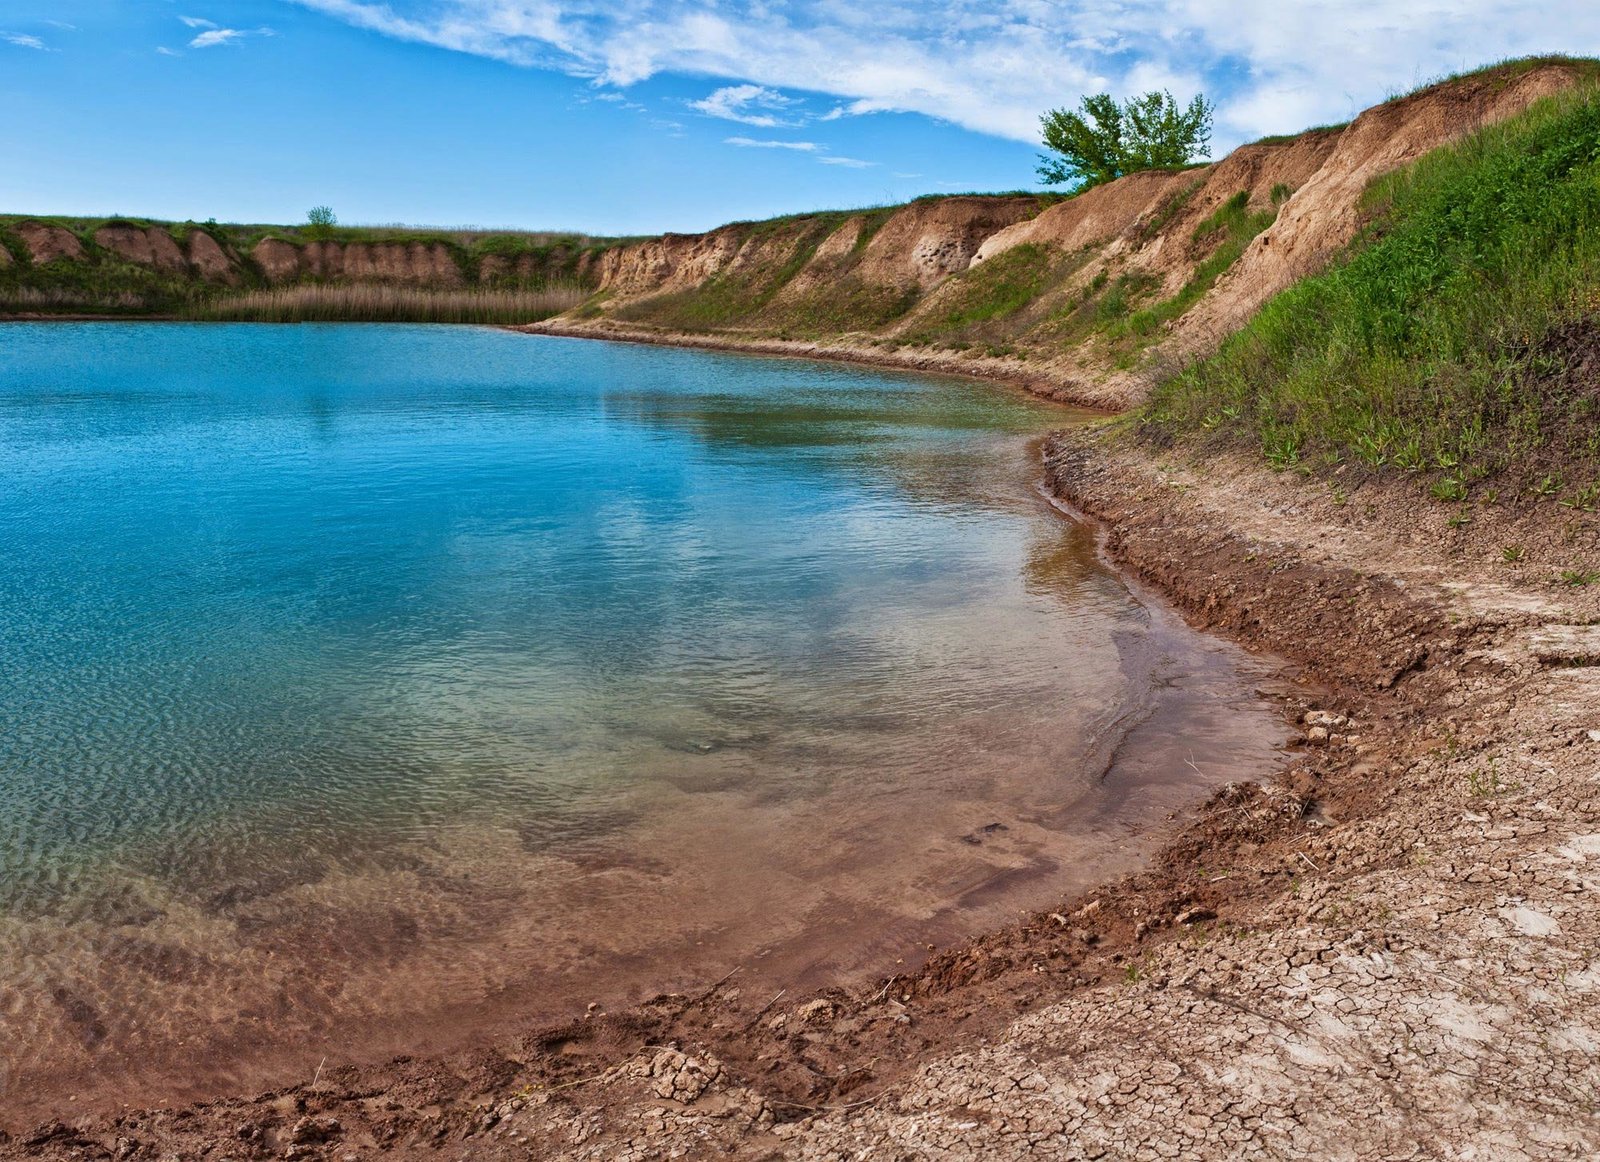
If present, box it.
[540,59,1594,407]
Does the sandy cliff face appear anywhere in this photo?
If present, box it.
[556,62,1587,407]
[590,197,1040,301]
[94,224,189,273]
[854,197,1041,288]
[186,231,237,283]
[1174,64,1583,349]
[592,228,751,297]
[249,239,464,285]
[17,223,85,265]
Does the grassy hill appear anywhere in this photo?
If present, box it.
[1142,80,1600,513]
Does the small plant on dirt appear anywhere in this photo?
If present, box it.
[1502,545,1527,564]
[1534,474,1563,498]
[1467,762,1507,797]
[1561,482,1600,511]
[1264,435,1301,470]
[1431,476,1469,502]
[1394,437,1427,471]
[1353,430,1391,467]
[1447,508,1472,528]
[1331,485,1349,506]
[1560,567,1600,587]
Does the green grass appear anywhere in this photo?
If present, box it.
[908,244,1072,336]
[1144,84,1600,497]
[1251,123,1349,147]
[1390,54,1600,104]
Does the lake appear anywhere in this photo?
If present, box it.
[0,323,1285,1112]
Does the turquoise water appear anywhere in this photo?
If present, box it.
[0,323,1284,1108]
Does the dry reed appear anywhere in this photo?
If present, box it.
[196,283,587,324]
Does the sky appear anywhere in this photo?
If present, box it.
[2,2,1598,235]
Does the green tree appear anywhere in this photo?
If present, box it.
[305,205,337,239]
[1038,90,1215,191]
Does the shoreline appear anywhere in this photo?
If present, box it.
[8,330,1600,1158]
[516,317,1113,408]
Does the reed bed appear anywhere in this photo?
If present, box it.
[0,286,154,312]
[196,283,588,324]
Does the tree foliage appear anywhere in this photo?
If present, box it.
[1038,91,1215,191]
[305,205,337,239]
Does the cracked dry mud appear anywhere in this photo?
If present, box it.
[11,428,1600,1160]
[456,437,1600,1160]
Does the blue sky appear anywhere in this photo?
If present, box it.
[3,2,1597,235]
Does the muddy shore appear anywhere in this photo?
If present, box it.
[8,370,1600,1158]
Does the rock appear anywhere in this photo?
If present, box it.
[796,998,836,1024]
[1175,907,1217,925]
[1304,710,1349,728]
[289,1116,342,1144]
[648,1049,723,1103]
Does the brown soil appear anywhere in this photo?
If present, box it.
[13,402,1600,1157]
[16,222,86,265]
[187,232,238,284]
[93,226,189,274]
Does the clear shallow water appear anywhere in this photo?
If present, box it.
[0,323,1285,1111]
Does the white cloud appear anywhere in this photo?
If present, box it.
[190,29,243,47]
[189,26,275,49]
[285,1,1600,151]
[817,156,876,168]
[724,136,821,151]
[689,84,796,127]
[1,31,46,50]
[179,16,218,29]
[156,46,182,56]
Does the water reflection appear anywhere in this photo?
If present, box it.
[0,324,1286,1115]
